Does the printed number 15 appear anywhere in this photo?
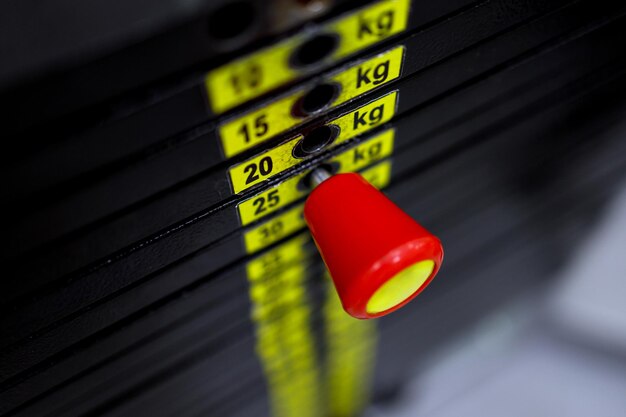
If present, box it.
[239,115,269,143]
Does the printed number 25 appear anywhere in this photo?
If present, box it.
[252,190,280,215]
[244,156,273,185]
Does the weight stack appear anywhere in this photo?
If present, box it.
[2,1,626,416]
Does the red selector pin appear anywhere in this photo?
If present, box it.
[304,169,444,319]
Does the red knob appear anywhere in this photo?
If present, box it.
[304,171,444,319]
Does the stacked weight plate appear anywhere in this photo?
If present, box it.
[2,0,626,416]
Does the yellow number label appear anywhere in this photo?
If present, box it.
[228,136,301,194]
[219,46,404,158]
[229,91,397,194]
[333,128,394,174]
[239,175,305,225]
[243,204,306,254]
[206,0,410,114]
[331,46,404,104]
[238,128,395,225]
[219,95,298,159]
[330,90,397,142]
[328,0,410,58]
[246,233,311,281]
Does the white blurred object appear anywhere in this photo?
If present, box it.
[549,180,626,351]
[369,182,626,417]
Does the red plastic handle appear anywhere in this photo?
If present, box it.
[304,173,443,319]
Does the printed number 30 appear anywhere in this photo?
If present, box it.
[259,220,283,241]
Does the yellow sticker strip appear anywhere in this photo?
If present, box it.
[245,233,377,417]
[229,91,397,194]
[219,46,404,158]
[324,278,377,417]
[205,0,410,114]
[243,158,393,254]
[246,244,322,417]
[238,128,395,226]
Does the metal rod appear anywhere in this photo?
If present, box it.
[309,167,332,188]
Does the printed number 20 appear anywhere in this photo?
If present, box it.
[244,156,273,185]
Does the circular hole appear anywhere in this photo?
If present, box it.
[298,83,339,116]
[290,34,339,69]
[302,125,335,153]
[292,125,339,158]
[207,2,256,40]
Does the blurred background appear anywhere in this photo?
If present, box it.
[373,179,626,417]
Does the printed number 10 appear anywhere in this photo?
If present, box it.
[230,64,262,94]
